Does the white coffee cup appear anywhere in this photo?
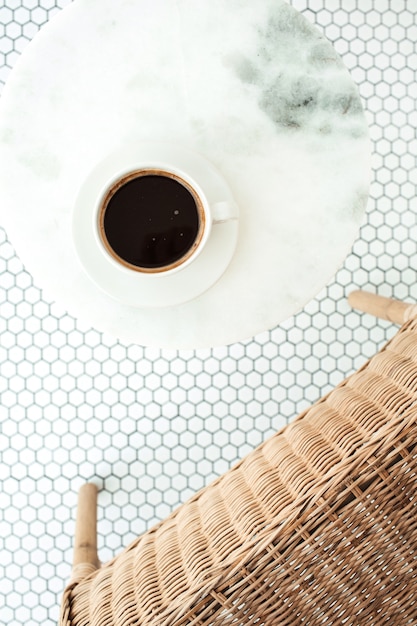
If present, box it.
[73,142,239,307]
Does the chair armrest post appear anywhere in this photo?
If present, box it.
[73,483,99,570]
[348,290,417,324]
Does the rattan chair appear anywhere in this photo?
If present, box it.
[60,290,417,626]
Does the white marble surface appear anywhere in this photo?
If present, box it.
[0,0,370,348]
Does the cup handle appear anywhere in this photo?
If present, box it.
[212,200,239,225]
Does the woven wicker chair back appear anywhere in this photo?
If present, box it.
[61,317,417,625]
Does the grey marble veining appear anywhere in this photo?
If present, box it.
[229,3,365,137]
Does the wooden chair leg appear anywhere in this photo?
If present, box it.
[73,483,100,573]
[348,290,417,325]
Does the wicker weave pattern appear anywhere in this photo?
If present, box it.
[61,319,417,625]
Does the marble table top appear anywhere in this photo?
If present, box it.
[0,0,370,349]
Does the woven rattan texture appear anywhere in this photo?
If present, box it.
[61,320,417,625]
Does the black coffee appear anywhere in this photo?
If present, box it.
[101,173,203,271]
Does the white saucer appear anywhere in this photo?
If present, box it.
[73,142,239,308]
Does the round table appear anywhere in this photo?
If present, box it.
[0,0,370,349]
